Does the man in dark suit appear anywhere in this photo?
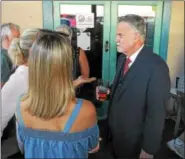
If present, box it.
[97,14,170,158]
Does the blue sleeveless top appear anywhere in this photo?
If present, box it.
[16,96,99,158]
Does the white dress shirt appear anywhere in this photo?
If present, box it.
[128,44,144,68]
[1,65,28,136]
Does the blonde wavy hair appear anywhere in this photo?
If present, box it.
[23,32,75,119]
[8,28,39,65]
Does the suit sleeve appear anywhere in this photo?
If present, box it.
[142,63,170,155]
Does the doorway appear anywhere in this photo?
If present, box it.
[52,1,164,82]
[43,1,170,119]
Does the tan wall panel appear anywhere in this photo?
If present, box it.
[2,1,43,32]
[167,1,184,87]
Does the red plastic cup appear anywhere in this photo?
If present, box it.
[98,85,108,100]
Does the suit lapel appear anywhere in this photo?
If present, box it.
[110,55,126,99]
[115,47,147,101]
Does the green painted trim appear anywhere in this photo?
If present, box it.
[112,1,159,5]
[53,1,111,82]
[53,2,60,29]
[102,2,111,82]
[54,1,110,5]
[109,2,118,82]
[159,1,172,61]
[153,1,163,55]
[42,1,54,30]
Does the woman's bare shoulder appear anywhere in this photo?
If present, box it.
[81,100,97,122]
[82,99,96,112]
[71,99,97,132]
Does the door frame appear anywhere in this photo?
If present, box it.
[42,1,172,82]
[43,1,111,82]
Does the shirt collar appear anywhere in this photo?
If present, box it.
[128,44,144,63]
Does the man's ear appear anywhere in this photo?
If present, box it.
[135,32,140,41]
[2,35,9,48]
[3,35,8,41]
[4,35,11,43]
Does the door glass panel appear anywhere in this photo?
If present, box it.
[60,4,104,79]
[59,4,104,101]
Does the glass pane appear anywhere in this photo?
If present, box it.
[60,5,92,27]
[118,5,156,49]
[60,4,104,79]
[59,4,104,101]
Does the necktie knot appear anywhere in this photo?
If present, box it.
[126,58,131,65]
[123,58,131,75]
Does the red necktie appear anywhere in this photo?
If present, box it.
[123,58,131,75]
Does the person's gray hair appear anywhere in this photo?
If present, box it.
[118,14,146,40]
[55,24,72,40]
[1,23,20,41]
[8,28,39,65]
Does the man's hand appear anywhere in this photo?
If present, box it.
[73,76,96,88]
[139,149,153,159]
[89,143,100,154]
[89,138,102,154]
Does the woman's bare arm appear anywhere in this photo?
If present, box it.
[79,48,89,78]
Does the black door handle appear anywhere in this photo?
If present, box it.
[104,40,109,52]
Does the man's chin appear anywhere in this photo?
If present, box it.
[117,50,125,54]
[117,47,123,53]
[117,49,127,56]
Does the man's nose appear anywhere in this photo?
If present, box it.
[116,36,119,43]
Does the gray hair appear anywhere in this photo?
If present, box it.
[1,23,20,40]
[55,24,72,40]
[118,14,146,40]
[8,28,39,65]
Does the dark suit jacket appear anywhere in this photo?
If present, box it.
[108,47,170,158]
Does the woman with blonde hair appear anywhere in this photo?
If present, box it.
[39,28,95,89]
[15,32,99,158]
[1,28,39,135]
